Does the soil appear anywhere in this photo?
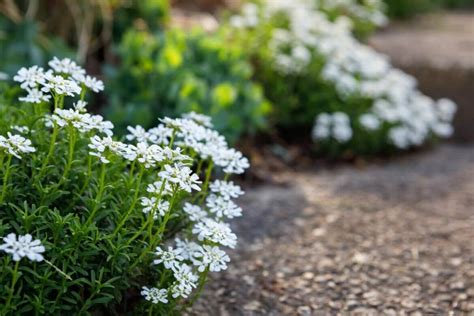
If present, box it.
[189,144,474,315]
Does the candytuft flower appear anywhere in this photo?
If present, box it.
[0,233,45,262]
[153,246,184,271]
[141,287,168,304]
[193,245,230,272]
[0,132,36,159]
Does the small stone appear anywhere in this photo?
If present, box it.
[243,301,262,311]
[449,258,463,266]
[312,227,326,237]
[352,252,370,264]
[297,306,312,315]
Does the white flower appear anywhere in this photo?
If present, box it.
[161,117,185,130]
[158,164,201,193]
[147,180,173,196]
[389,126,410,149]
[80,75,104,93]
[193,245,230,272]
[171,264,198,298]
[175,238,202,260]
[141,197,170,219]
[41,72,81,96]
[0,132,36,159]
[214,148,250,174]
[126,125,149,143]
[359,113,381,130]
[210,180,244,199]
[153,246,184,271]
[128,142,165,168]
[19,87,51,104]
[192,218,238,248]
[74,100,88,112]
[88,136,129,163]
[148,124,174,145]
[182,111,213,128]
[432,122,454,138]
[141,287,168,304]
[435,98,457,122]
[11,125,30,134]
[52,109,113,136]
[13,66,45,89]
[48,57,85,78]
[206,194,242,219]
[183,203,208,222]
[312,112,352,142]
[0,233,45,262]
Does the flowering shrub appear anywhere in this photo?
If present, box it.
[0,58,248,314]
[229,0,457,156]
[105,29,271,143]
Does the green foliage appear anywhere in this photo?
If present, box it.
[0,0,169,74]
[384,0,473,18]
[105,29,271,143]
[0,17,73,75]
[111,0,170,41]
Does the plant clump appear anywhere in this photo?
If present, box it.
[0,57,248,315]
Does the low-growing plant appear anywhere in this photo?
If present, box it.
[0,57,249,314]
[229,0,457,156]
[105,28,271,143]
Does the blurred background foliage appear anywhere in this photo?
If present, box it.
[0,0,169,71]
[0,0,470,147]
[105,28,271,142]
[385,0,473,18]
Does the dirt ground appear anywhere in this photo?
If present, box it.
[190,144,474,315]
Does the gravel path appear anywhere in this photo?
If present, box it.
[190,144,474,315]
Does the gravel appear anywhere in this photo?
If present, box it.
[189,144,474,315]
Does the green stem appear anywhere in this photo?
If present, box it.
[57,127,76,187]
[3,260,20,315]
[80,86,86,101]
[128,192,177,271]
[113,167,144,235]
[182,268,209,312]
[127,161,136,188]
[79,155,93,196]
[38,123,59,178]
[0,155,13,204]
[198,161,213,205]
[84,163,107,227]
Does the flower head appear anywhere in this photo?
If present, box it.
[141,287,168,304]
[193,245,230,272]
[0,132,36,159]
[153,246,184,271]
[0,233,45,262]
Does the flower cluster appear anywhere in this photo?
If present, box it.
[134,114,248,304]
[14,57,103,104]
[1,58,249,314]
[0,132,36,159]
[231,0,457,152]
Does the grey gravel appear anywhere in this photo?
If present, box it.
[189,144,474,315]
